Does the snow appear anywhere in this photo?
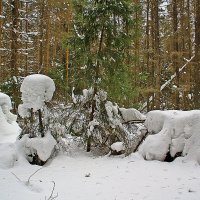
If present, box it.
[1,149,200,200]
[1,88,200,199]
[0,92,20,143]
[18,74,55,117]
[139,128,171,161]
[22,132,57,162]
[111,142,125,152]
[119,107,146,122]
[0,92,12,109]
[140,110,200,163]
[0,143,18,169]
[0,108,200,199]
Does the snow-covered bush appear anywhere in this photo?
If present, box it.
[139,110,200,164]
[18,74,56,165]
[67,88,147,155]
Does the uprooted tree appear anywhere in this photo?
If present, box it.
[66,88,147,155]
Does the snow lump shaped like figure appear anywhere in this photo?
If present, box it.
[0,92,20,143]
[18,74,55,117]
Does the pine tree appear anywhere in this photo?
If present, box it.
[67,0,139,151]
[67,0,138,106]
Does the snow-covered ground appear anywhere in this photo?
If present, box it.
[1,90,200,200]
[1,148,200,200]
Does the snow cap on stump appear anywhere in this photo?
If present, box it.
[18,74,55,117]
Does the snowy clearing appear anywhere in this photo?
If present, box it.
[1,149,200,200]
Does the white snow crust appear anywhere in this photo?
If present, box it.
[0,143,18,169]
[140,110,200,163]
[18,74,55,117]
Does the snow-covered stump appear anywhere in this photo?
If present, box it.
[22,132,57,166]
[18,74,56,165]
[139,110,200,164]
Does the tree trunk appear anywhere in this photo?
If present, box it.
[193,0,200,108]
[0,0,2,74]
[38,0,45,73]
[172,0,180,109]
[0,0,2,44]
[43,3,50,75]
[38,109,44,137]
[151,0,160,109]
[86,25,104,152]
[146,0,150,111]
[10,0,19,76]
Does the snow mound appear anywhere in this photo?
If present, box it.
[119,108,146,122]
[139,128,171,161]
[139,110,200,163]
[0,92,12,109]
[0,92,20,143]
[0,143,18,168]
[23,132,57,162]
[18,74,55,117]
[0,92,17,123]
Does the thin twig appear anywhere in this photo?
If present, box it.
[27,167,43,185]
[45,181,58,200]
[11,172,22,182]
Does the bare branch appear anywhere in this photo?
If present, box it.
[26,167,43,185]
[45,181,58,200]
[11,172,22,182]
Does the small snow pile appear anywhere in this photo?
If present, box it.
[0,92,20,143]
[22,132,57,162]
[18,74,55,117]
[119,108,146,122]
[111,142,125,152]
[139,110,200,163]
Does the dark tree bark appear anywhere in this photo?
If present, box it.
[193,0,200,108]
[146,0,150,111]
[10,0,19,76]
[0,0,2,72]
[151,0,161,109]
[172,0,180,109]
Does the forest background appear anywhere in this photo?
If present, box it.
[0,0,200,112]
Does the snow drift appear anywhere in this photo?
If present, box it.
[139,110,200,164]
